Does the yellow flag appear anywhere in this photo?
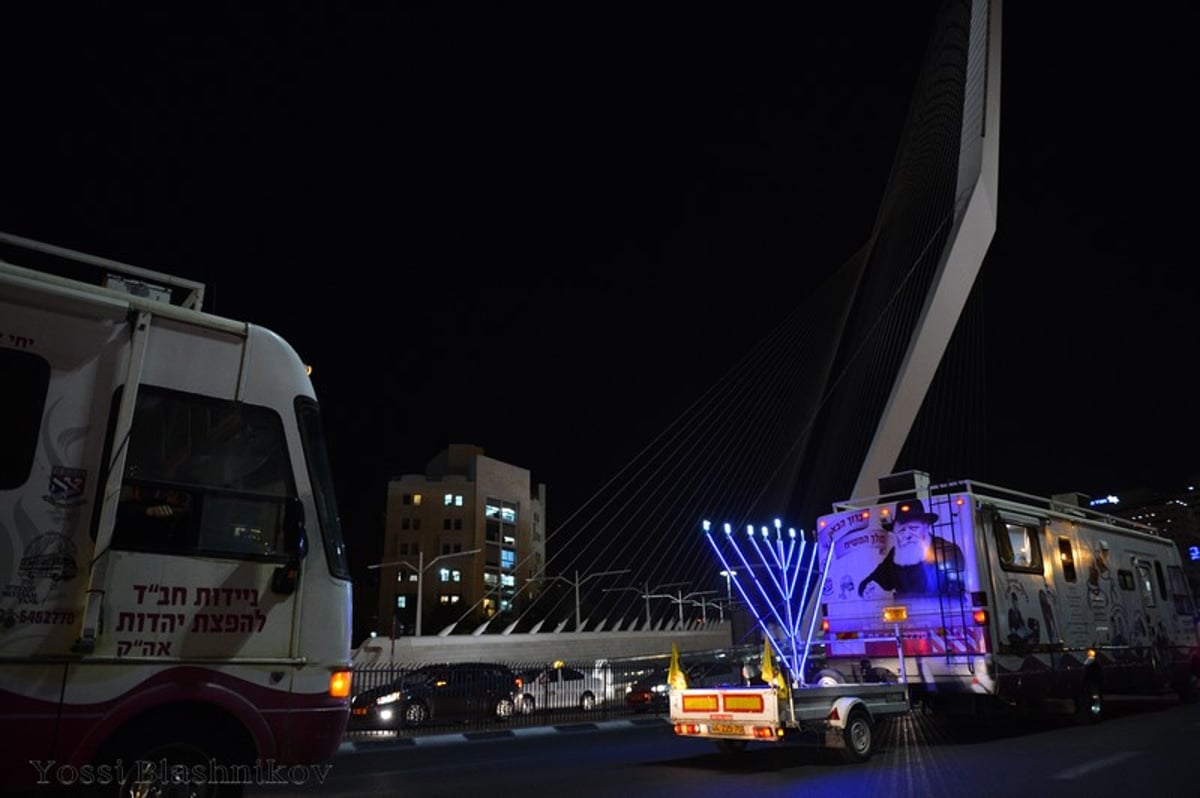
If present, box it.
[761,639,789,698]
[667,642,688,690]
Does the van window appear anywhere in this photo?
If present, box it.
[0,348,50,489]
[1167,565,1196,616]
[994,517,1042,574]
[1153,560,1168,601]
[111,386,295,560]
[1133,560,1156,608]
[1057,537,1076,582]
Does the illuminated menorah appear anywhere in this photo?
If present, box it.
[701,519,834,684]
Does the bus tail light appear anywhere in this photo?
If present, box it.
[329,669,352,699]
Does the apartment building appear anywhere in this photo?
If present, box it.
[375,444,546,635]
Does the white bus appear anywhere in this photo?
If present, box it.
[0,233,353,795]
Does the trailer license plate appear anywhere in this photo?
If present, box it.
[710,723,744,736]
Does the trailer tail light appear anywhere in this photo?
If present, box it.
[972,609,988,626]
[821,618,830,633]
[882,605,907,622]
[329,669,352,699]
[674,723,701,736]
[752,726,778,740]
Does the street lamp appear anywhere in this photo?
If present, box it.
[531,569,630,629]
[719,569,737,604]
[368,548,481,637]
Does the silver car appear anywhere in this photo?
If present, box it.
[515,665,606,713]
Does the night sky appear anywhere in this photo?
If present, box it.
[3,3,1196,578]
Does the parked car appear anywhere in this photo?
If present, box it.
[348,662,519,730]
[515,664,607,713]
[624,659,750,714]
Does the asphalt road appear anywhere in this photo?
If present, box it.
[247,696,1198,798]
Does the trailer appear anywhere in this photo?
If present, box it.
[669,631,912,761]
[669,516,915,761]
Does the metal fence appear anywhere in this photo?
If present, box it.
[344,646,766,740]
[345,657,672,738]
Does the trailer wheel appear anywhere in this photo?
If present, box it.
[1075,678,1103,724]
[1173,670,1199,704]
[839,707,874,763]
[715,739,748,754]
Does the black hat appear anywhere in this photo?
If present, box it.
[893,499,938,525]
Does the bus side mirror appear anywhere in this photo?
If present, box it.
[272,498,307,595]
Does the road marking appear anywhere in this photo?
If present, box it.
[1052,751,1139,779]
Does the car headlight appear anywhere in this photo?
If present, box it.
[651,684,668,694]
[379,707,394,722]
[376,690,401,705]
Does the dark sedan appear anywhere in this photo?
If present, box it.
[349,662,519,730]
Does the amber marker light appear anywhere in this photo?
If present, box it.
[972,609,988,625]
[329,669,352,699]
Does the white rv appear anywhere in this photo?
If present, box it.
[814,471,1200,719]
[0,233,354,793]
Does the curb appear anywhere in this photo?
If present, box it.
[341,716,670,753]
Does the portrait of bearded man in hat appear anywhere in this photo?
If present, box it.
[859,499,965,597]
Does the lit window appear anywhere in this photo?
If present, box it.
[444,493,453,506]
[454,495,464,507]
[439,568,451,582]
[395,596,407,609]
[412,494,422,506]
[501,549,515,569]
[501,574,515,587]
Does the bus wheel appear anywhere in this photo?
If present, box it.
[1075,678,1104,724]
[839,707,874,763]
[100,723,249,797]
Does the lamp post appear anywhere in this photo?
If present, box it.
[604,581,688,628]
[533,569,630,629]
[719,569,737,604]
[672,590,718,626]
[368,548,481,637]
